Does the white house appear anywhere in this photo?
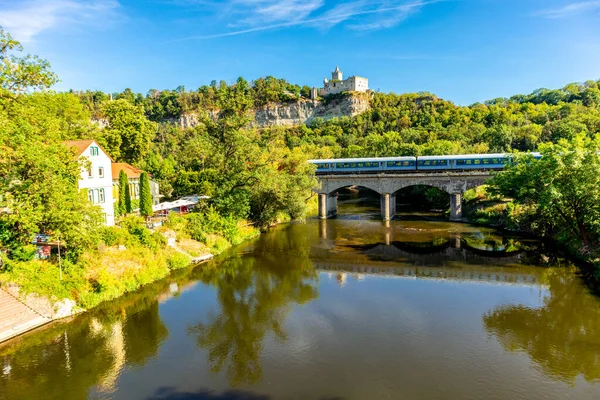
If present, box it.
[64,140,115,226]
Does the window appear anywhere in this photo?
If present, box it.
[99,189,105,203]
[90,146,99,156]
[474,159,481,165]
[317,163,329,170]
[88,167,93,178]
[98,167,104,178]
[88,189,94,203]
[483,159,490,165]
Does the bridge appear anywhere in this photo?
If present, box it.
[315,171,490,221]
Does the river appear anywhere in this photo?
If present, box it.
[1,194,600,400]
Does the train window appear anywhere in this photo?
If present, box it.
[465,160,472,165]
[483,159,490,164]
[336,163,343,168]
[357,163,364,168]
[410,161,416,166]
[424,161,431,166]
[402,161,409,166]
[317,163,329,169]
[351,163,357,168]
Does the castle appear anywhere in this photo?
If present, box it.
[311,66,369,100]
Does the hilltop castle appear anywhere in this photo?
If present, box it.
[311,66,369,100]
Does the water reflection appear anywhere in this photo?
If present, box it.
[0,280,170,400]
[0,219,599,399]
[483,268,600,384]
[189,229,319,386]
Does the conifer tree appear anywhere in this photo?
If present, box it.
[118,170,131,215]
[139,172,153,218]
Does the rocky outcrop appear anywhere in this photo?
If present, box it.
[176,93,371,129]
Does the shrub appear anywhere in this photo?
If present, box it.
[167,252,192,270]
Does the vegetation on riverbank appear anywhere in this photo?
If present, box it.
[2,19,600,314]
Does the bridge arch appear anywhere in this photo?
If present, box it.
[315,172,490,221]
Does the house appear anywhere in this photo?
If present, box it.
[111,163,160,206]
[64,140,115,226]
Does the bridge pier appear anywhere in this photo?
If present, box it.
[318,193,338,219]
[380,193,396,221]
[449,193,463,221]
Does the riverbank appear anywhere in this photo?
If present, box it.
[462,187,600,281]
[0,213,260,344]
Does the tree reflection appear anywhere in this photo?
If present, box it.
[483,268,600,383]
[0,286,169,400]
[189,229,318,386]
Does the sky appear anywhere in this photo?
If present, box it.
[0,0,599,105]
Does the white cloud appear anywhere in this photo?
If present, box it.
[538,1,600,18]
[0,0,121,42]
[168,0,440,41]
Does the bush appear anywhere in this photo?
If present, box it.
[9,244,37,262]
[166,252,192,270]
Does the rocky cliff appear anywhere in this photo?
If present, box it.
[176,92,371,129]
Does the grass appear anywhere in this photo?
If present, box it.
[0,212,259,312]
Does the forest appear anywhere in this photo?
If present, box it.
[1,23,599,308]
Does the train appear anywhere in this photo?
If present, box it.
[308,153,542,175]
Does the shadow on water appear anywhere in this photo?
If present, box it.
[146,387,344,400]
[146,387,270,400]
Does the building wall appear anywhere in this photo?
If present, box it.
[77,144,115,226]
[319,76,369,97]
[112,178,160,206]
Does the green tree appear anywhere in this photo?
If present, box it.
[139,172,153,218]
[99,99,156,163]
[488,134,600,255]
[117,170,132,215]
[0,27,58,94]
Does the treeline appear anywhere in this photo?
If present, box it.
[75,76,313,121]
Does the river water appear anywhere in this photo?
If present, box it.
[1,195,600,400]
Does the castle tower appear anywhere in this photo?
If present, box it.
[331,66,343,81]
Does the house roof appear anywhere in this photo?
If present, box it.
[64,140,115,162]
[64,140,95,157]
[112,163,143,180]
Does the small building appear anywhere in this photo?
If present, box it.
[64,140,115,226]
[111,163,160,206]
[311,66,369,99]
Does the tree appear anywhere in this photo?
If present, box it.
[488,134,600,255]
[99,99,156,163]
[117,170,132,215]
[139,172,153,218]
[0,27,58,94]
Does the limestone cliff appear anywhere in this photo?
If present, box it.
[176,92,371,129]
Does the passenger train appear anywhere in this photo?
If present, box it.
[308,153,542,175]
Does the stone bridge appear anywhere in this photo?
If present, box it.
[315,172,490,221]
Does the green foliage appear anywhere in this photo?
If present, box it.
[117,169,131,216]
[139,172,153,217]
[488,134,600,257]
[166,252,192,270]
[98,99,156,163]
[0,27,58,94]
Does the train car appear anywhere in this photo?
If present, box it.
[308,157,417,175]
[380,157,417,173]
[417,154,511,171]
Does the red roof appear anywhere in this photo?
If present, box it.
[112,163,143,180]
[64,140,114,161]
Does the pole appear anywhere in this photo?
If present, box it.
[57,235,62,281]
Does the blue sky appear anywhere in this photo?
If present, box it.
[1,0,599,104]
